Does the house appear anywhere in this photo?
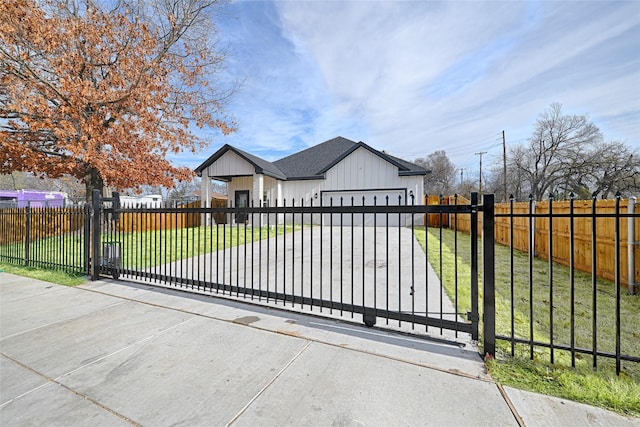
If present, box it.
[194,136,428,225]
[0,190,68,208]
[120,194,163,208]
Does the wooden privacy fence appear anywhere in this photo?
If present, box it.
[116,209,191,232]
[425,194,472,228]
[116,198,228,233]
[0,207,85,245]
[428,195,640,286]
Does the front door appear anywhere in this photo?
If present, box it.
[234,190,249,223]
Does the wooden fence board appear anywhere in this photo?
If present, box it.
[0,208,85,245]
[115,198,228,233]
[432,196,640,286]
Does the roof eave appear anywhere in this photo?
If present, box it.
[194,144,232,175]
[284,175,325,181]
[263,170,288,180]
[399,170,430,176]
[195,144,286,180]
[317,144,360,174]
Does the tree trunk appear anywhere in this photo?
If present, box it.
[85,165,104,203]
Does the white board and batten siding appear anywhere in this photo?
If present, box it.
[205,150,254,177]
[325,146,403,190]
[212,151,262,208]
[227,176,253,204]
[282,147,423,202]
[284,147,424,226]
[221,146,424,226]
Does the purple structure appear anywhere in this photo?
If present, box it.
[0,190,67,208]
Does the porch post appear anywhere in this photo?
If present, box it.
[277,181,283,224]
[201,173,212,225]
[253,174,264,206]
[252,174,264,226]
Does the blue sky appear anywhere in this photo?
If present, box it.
[176,0,640,178]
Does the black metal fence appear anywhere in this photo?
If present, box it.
[2,190,638,375]
[95,191,491,345]
[494,193,639,375]
[0,206,88,275]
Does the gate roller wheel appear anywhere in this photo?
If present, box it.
[363,314,376,328]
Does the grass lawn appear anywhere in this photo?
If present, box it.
[414,226,640,417]
[0,263,87,286]
[0,224,296,282]
[108,224,297,270]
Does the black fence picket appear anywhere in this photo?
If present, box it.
[97,194,483,346]
[4,191,636,375]
[494,193,640,375]
[0,205,88,275]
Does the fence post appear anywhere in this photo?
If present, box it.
[24,205,31,266]
[84,204,91,275]
[91,189,101,281]
[615,193,621,375]
[470,192,479,341]
[482,194,496,358]
[530,197,536,257]
[628,197,637,295]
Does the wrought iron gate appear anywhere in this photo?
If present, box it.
[92,190,496,351]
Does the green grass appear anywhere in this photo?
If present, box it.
[414,227,640,417]
[0,262,86,286]
[110,224,297,269]
[1,224,296,282]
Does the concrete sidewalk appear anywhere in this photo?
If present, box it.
[1,273,636,426]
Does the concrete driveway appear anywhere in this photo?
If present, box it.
[132,226,466,340]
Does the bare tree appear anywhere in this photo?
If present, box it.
[0,171,84,198]
[167,178,201,204]
[583,141,640,198]
[453,179,479,200]
[511,103,603,200]
[484,161,527,202]
[503,104,640,201]
[414,150,456,196]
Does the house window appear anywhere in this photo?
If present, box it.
[263,190,269,207]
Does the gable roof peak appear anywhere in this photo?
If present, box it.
[194,144,286,180]
[195,136,427,180]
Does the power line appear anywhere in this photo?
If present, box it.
[475,151,487,193]
[502,130,507,202]
[394,133,503,159]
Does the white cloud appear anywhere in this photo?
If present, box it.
[180,0,639,174]
[272,1,640,166]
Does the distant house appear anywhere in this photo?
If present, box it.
[0,190,68,208]
[120,195,163,208]
[195,136,428,225]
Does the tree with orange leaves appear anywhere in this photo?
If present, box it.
[0,0,235,200]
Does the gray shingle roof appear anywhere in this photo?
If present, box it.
[195,137,428,180]
[194,144,287,180]
[273,136,357,178]
[383,152,429,176]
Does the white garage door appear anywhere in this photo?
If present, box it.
[321,189,406,226]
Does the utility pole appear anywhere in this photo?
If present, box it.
[459,168,466,185]
[502,130,507,202]
[475,151,487,193]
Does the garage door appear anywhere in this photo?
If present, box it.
[321,189,406,226]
